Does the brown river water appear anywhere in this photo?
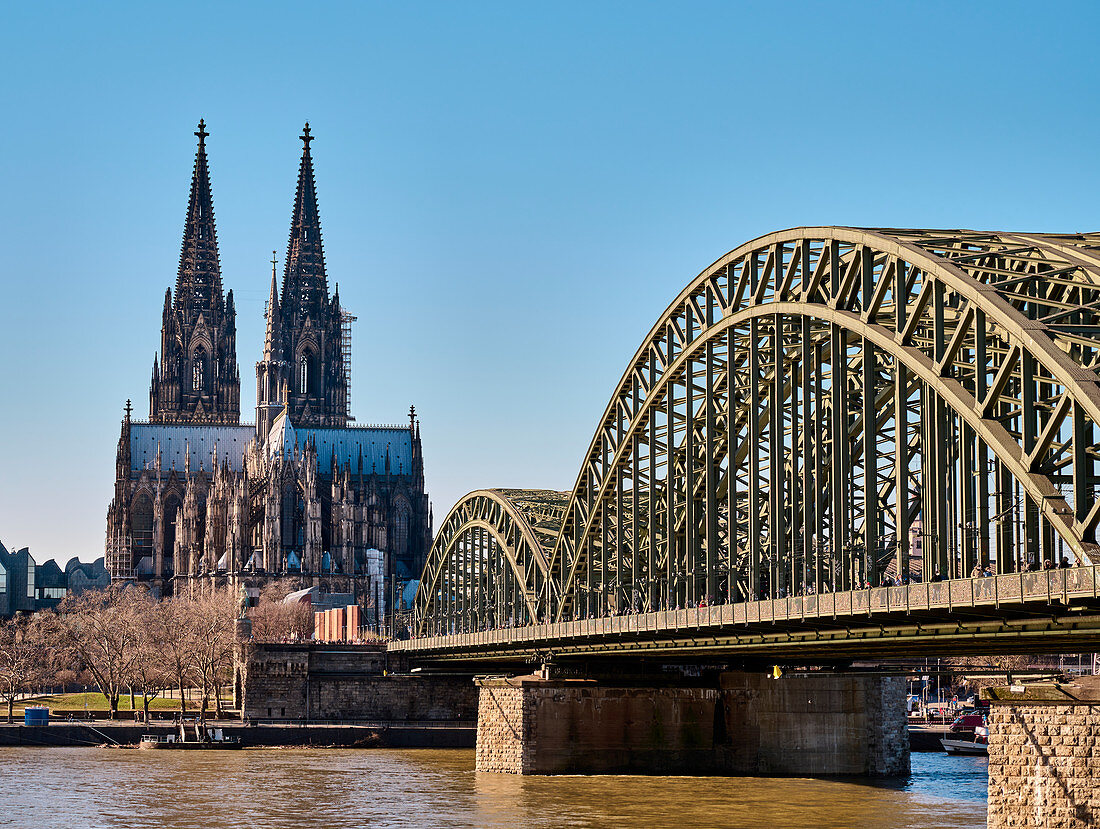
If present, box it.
[0,748,986,828]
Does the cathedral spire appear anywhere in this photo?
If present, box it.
[282,122,328,319]
[263,251,281,361]
[151,121,240,425]
[175,119,223,314]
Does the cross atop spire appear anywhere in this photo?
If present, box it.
[195,118,208,146]
[300,121,312,149]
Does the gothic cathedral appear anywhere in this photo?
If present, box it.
[105,122,431,618]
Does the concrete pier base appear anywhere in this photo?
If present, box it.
[986,677,1100,829]
[475,671,908,776]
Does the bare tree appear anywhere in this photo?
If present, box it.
[190,588,238,719]
[54,587,148,719]
[249,599,313,642]
[951,654,1037,691]
[249,578,313,642]
[0,615,51,722]
[125,594,171,721]
[149,596,198,715]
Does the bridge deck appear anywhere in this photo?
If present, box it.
[394,567,1100,661]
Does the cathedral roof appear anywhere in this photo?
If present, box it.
[130,423,255,472]
[268,408,298,461]
[129,418,415,477]
[297,426,414,476]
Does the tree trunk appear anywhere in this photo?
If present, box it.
[143,695,151,722]
[129,685,136,710]
[214,683,223,718]
[178,677,187,714]
[7,697,13,724]
[109,693,119,720]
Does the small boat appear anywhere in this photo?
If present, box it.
[139,722,242,750]
[941,725,988,756]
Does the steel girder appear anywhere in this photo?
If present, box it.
[414,489,566,636]
[416,227,1100,635]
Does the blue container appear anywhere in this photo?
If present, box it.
[23,707,49,726]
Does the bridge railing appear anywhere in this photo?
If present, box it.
[396,566,1100,651]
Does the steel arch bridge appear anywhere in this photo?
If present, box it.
[412,227,1100,646]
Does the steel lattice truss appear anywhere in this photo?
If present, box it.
[415,227,1100,637]
[415,489,567,630]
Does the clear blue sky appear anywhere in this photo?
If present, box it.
[2,1,1098,562]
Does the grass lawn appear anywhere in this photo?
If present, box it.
[14,693,220,712]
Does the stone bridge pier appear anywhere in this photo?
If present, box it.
[474,670,909,776]
[986,677,1100,829]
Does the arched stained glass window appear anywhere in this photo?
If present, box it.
[394,501,410,557]
[192,348,207,392]
[164,494,181,573]
[299,350,319,395]
[132,493,154,564]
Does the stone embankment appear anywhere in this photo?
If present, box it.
[986,678,1100,829]
[238,642,478,723]
[0,722,474,749]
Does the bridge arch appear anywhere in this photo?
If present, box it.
[414,489,566,636]
[418,227,1100,632]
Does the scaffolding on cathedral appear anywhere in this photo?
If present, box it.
[106,531,132,580]
[341,309,357,421]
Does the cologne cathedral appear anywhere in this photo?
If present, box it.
[105,121,430,614]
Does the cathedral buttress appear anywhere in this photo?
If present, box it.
[151,120,241,424]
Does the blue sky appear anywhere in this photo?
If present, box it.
[2,1,1098,562]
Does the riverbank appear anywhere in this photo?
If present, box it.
[0,722,475,749]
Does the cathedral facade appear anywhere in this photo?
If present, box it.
[105,122,430,616]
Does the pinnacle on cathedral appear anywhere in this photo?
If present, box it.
[150,120,241,425]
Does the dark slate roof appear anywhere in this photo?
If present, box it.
[130,421,414,476]
[299,427,413,475]
[130,424,256,472]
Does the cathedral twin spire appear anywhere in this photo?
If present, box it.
[150,120,239,425]
[152,120,348,429]
[148,120,348,432]
[175,120,224,315]
[283,123,330,323]
[259,122,349,434]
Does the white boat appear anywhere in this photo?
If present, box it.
[139,722,242,750]
[941,725,988,755]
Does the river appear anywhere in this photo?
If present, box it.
[0,748,987,828]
